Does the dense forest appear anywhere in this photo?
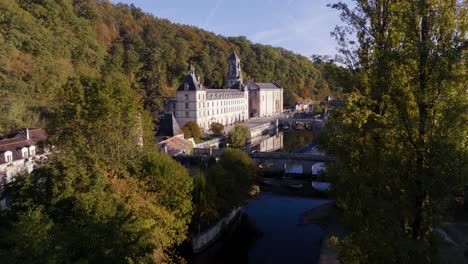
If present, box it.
[0,0,350,262]
[0,0,271,262]
[322,0,466,262]
[0,0,350,135]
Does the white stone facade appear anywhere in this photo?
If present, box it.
[174,89,249,130]
[166,52,283,131]
[0,128,49,210]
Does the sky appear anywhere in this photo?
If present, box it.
[109,0,352,58]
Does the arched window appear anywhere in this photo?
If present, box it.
[29,146,36,156]
[4,151,13,163]
[21,147,28,158]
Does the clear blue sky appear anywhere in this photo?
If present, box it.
[110,0,352,58]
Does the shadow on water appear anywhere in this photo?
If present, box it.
[188,193,331,264]
[188,213,262,264]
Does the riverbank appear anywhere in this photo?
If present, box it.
[187,193,330,263]
[301,202,345,264]
[258,180,344,264]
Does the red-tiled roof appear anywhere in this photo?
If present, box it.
[158,136,193,156]
[29,128,48,144]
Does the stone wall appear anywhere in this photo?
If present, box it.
[191,207,241,253]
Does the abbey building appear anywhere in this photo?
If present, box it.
[164,52,283,131]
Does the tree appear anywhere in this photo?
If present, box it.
[0,0,350,136]
[207,149,256,212]
[182,121,202,140]
[0,157,157,263]
[0,72,194,262]
[313,105,324,114]
[136,149,194,246]
[324,1,467,262]
[192,170,217,223]
[0,207,55,263]
[227,124,250,149]
[210,122,224,136]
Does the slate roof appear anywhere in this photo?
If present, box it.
[0,128,48,164]
[177,64,203,91]
[157,113,183,138]
[255,82,282,89]
[177,73,202,91]
[245,80,283,90]
[206,88,244,94]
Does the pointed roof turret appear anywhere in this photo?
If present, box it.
[226,52,243,89]
[178,64,202,91]
[156,112,183,138]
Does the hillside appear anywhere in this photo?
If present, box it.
[0,0,349,134]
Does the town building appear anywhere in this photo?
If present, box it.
[164,52,283,131]
[0,128,49,209]
[156,112,195,156]
[245,81,283,118]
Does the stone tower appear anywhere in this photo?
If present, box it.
[226,52,243,89]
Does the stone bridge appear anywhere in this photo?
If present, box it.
[250,152,334,176]
[192,148,335,176]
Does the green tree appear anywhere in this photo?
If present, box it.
[313,105,324,114]
[210,122,224,136]
[208,149,256,212]
[0,0,351,136]
[182,121,202,140]
[192,170,217,223]
[228,124,250,149]
[136,149,194,246]
[324,1,467,262]
[0,207,55,263]
[0,157,157,263]
[0,72,194,262]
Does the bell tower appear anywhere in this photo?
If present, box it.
[226,52,243,89]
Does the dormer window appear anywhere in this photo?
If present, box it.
[21,147,28,158]
[29,146,36,156]
[4,151,12,163]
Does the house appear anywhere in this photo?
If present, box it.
[165,52,283,131]
[156,112,184,141]
[156,112,195,156]
[158,136,194,157]
[0,128,49,209]
[294,102,309,112]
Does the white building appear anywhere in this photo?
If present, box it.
[245,81,283,118]
[0,128,49,209]
[165,52,283,131]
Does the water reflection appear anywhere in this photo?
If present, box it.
[189,194,330,264]
[248,130,316,154]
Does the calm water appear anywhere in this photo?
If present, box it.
[190,194,331,264]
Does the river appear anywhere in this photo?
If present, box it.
[189,193,331,264]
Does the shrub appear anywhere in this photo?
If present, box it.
[210,122,224,136]
[182,121,202,139]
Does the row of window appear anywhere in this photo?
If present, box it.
[2,146,36,163]
[184,93,244,101]
[181,100,247,110]
[201,106,245,116]
[175,107,246,118]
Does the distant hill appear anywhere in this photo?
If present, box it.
[0,0,351,134]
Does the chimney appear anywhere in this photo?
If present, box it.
[24,128,30,140]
